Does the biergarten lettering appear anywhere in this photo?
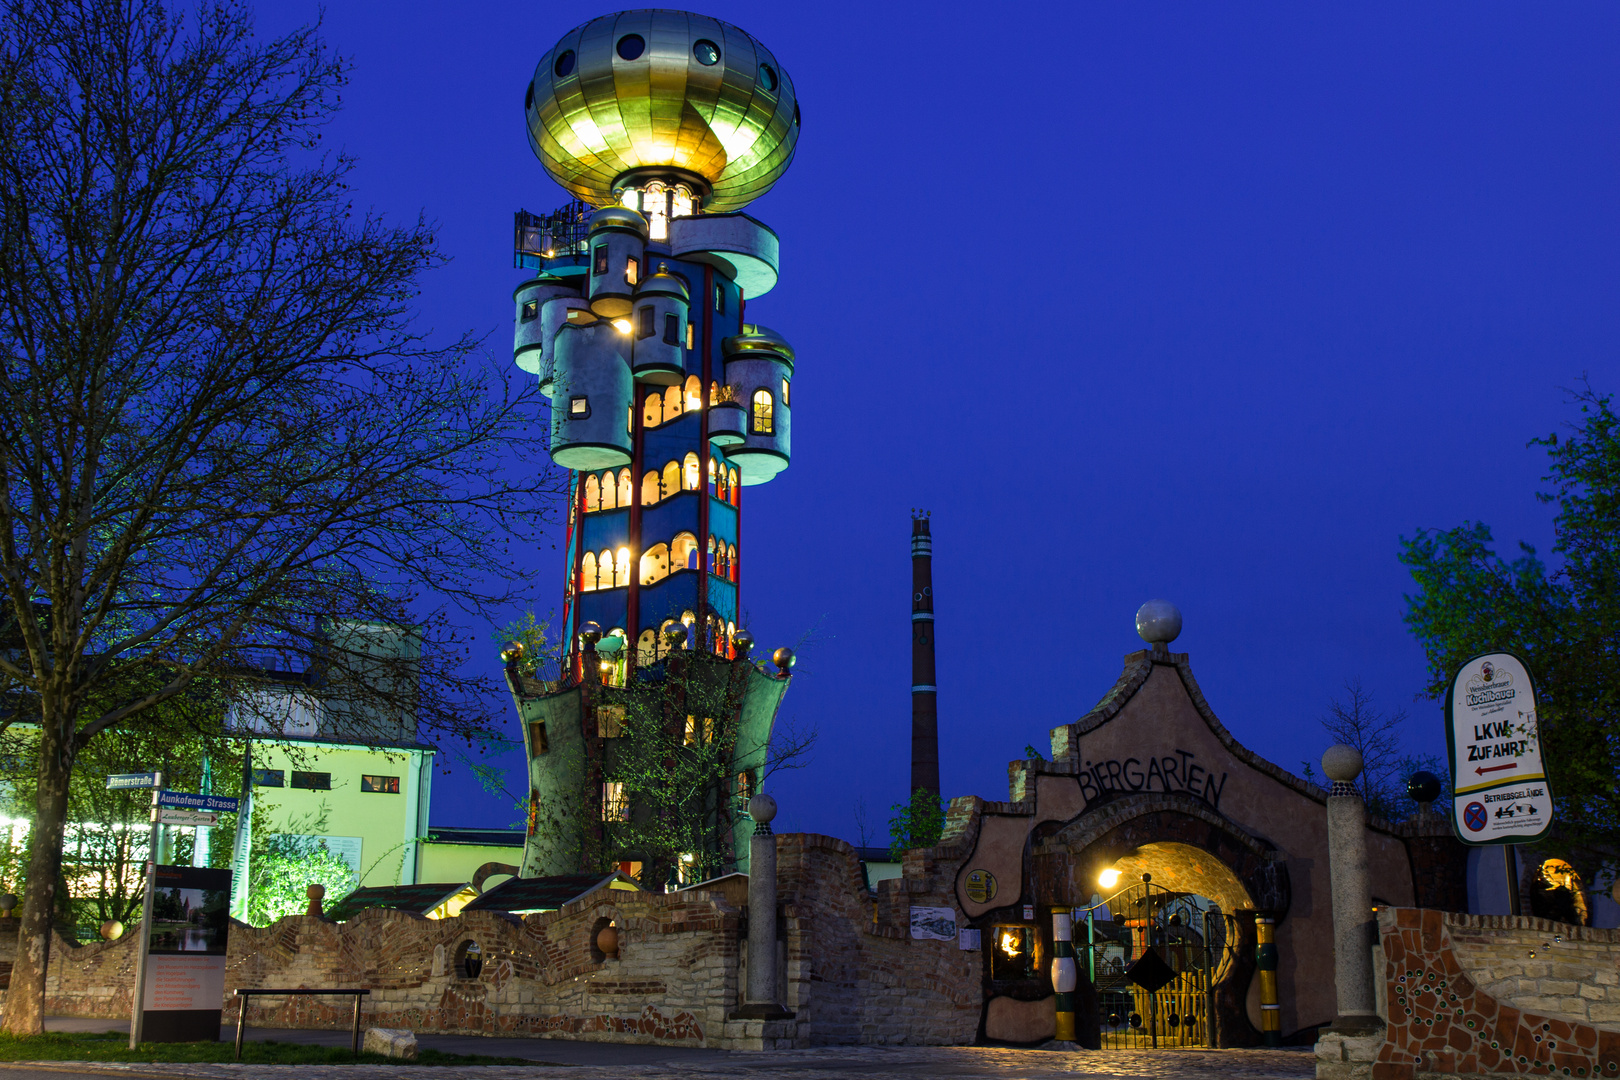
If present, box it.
[1078,748,1228,809]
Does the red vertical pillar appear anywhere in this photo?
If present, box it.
[910,512,939,798]
[697,266,713,650]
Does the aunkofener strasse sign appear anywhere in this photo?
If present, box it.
[1444,651,1552,846]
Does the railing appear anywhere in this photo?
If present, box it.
[514,202,593,269]
[233,987,369,1060]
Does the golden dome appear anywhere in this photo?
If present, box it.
[526,10,800,213]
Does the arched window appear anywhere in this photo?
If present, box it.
[617,469,632,507]
[599,471,616,510]
[636,629,657,668]
[708,456,718,496]
[728,543,738,582]
[641,470,660,506]
[706,535,716,573]
[751,388,773,434]
[661,460,680,499]
[682,451,700,491]
[598,548,613,590]
[659,618,680,658]
[728,468,739,505]
[671,532,698,572]
[643,389,662,429]
[709,380,721,405]
[584,474,600,512]
[581,551,597,592]
[663,385,682,420]
[684,374,702,413]
[614,547,630,587]
[640,543,670,586]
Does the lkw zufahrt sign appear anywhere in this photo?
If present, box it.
[1445,651,1552,845]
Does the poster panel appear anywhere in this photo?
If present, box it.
[142,865,231,1042]
[910,905,957,941]
[1444,651,1553,845]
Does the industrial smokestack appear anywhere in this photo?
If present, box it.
[910,511,939,798]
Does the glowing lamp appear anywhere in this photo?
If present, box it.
[612,318,632,334]
[1098,868,1121,889]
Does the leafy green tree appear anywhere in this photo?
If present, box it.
[0,0,556,1033]
[889,787,947,860]
[247,838,356,926]
[1399,382,1619,870]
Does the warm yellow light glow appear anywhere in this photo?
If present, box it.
[999,931,1021,959]
[612,318,632,334]
[1098,868,1121,889]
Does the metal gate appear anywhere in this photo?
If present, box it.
[1081,878,1240,1049]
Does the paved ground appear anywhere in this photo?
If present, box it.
[17,1019,1318,1079]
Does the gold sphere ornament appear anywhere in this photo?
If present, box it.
[771,646,794,673]
[525,10,800,212]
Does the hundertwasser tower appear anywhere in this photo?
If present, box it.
[503,10,799,886]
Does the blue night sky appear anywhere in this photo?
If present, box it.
[261,1,1617,840]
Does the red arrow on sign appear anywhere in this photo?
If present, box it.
[1476,763,1518,776]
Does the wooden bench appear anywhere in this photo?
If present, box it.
[232,987,370,1060]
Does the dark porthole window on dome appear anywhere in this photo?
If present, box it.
[524,83,533,109]
[793,102,801,127]
[616,34,645,61]
[758,63,777,91]
[693,39,720,65]
[554,50,575,77]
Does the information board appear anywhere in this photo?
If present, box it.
[1445,651,1553,845]
[140,865,231,1042]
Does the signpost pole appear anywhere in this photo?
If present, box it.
[129,770,162,1049]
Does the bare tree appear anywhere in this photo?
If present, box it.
[0,0,558,1032]
[1308,677,1447,821]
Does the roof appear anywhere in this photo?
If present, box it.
[461,872,641,914]
[325,882,469,922]
[853,847,899,864]
[425,827,525,848]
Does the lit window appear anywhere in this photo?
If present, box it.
[728,468,739,503]
[643,389,662,428]
[291,771,330,790]
[615,548,629,586]
[736,771,753,800]
[627,404,633,434]
[520,299,538,322]
[361,775,400,794]
[598,548,613,590]
[662,460,679,498]
[686,322,695,350]
[528,721,549,754]
[617,469,632,506]
[728,543,737,581]
[637,305,654,338]
[664,384,682,419]
[593,246,608,276]
[625,257,640,285]
[682,452,700,490]
[751,389,773,434]
[598,705,625,738]
[602,781,629,822]
[684,714,698,746]
[671,185,694,220]
[570,396,589,417]
[640,543,670,585]
[714,283,725,314]
[584,474,600,512]
[684,375,702,412]
[599,471,617,510]
[665,313,680,345]
[581,552,597,592]
[641,470,660,505]
[782,378,790,406]
[672,531,698,570]
[636,628,657,667]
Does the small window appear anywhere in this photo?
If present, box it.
[598,705,625,738]
[751,389,774,434]
[736,771,753,800]
[782,377,790,406]
[714,283,725,314]
[520,299,538,322]
[291,771,331,790]
[758,63,778,92]
[637,305,654,339]
[616,34,645,61]
[693,39,720,65]
[570,396,590,417]
[625,257,639,286]
[602,781,629,821]
[554,50,576,78]
[251,769,284,788]
[361,774,400,794]
[456,939,483,979]
[686,322,694,350]
[593,245,608,275]
[664,313,680,345]
[528,721,549,754]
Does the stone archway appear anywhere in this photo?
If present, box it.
[1031,791,1291,1048]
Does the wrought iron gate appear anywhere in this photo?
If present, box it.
[1082,878,1241,1049]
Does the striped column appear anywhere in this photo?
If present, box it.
[1256,913,1281,1046]
[910,512,939,797]
[1052,908,1077,1042]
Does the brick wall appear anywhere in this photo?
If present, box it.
[1373,907,1620,1078]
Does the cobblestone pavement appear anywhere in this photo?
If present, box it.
[0,1046,1316,1080]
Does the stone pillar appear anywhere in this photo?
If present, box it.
[734,793,793,1020]
[1322,744,1380,1031]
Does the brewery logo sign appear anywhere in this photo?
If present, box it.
[1444,651,1552,845]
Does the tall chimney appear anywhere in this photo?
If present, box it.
[910,511,939,798]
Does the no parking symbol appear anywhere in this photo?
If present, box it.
[1463,802,1488,832]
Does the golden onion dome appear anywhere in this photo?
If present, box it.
[587,205,649,236]
[636,263,690,300]
[526,10,800,213]
[722,324,794,363]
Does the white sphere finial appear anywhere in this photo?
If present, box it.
[1321,744,1364,782]
[748,793,777,824]
[1135,600,1182,645]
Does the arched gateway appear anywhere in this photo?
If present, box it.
[949,637,1417,1047]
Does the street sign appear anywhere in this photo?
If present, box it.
[1445,651,1553,845]
[157,808,219,827]
[107,772,160,790]
[156,791,239,814]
